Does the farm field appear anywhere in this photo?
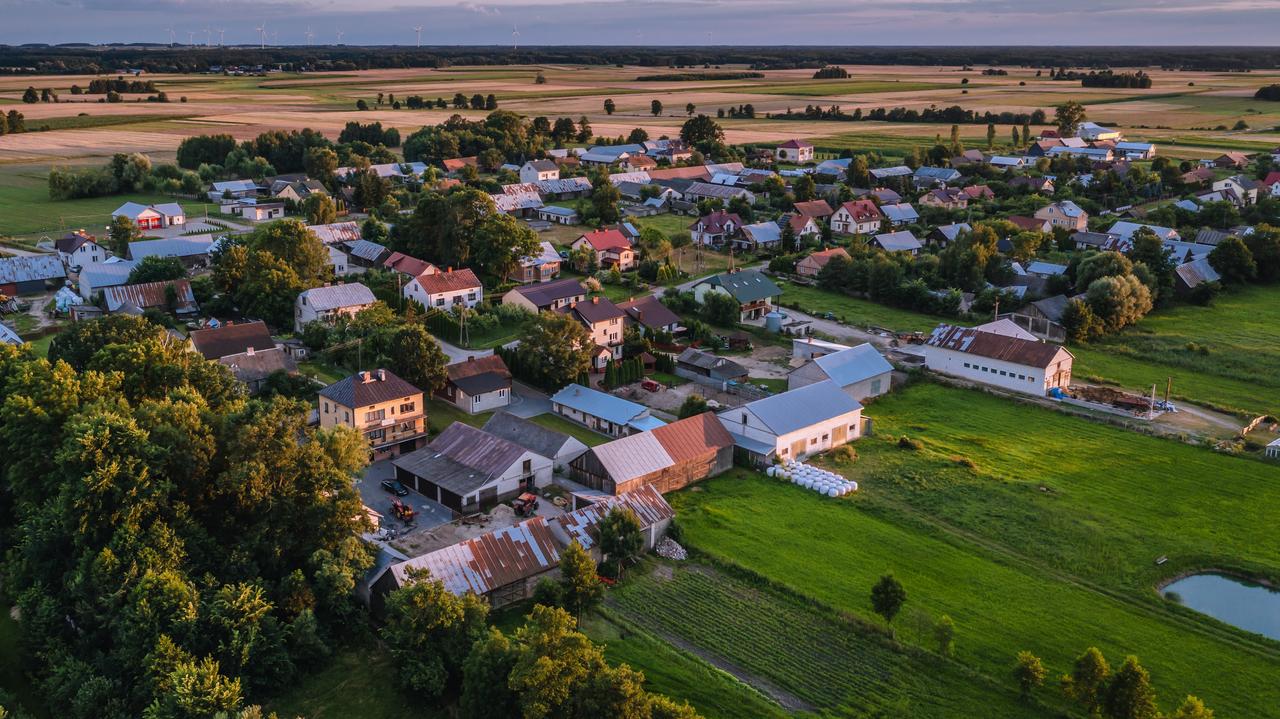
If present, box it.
[665,382,1280,718]
[776,280,941,331]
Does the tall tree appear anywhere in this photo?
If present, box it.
[1061,646,1111,715]
[1055,101,1087,137]
[517,311,593,388]
[107,214,141,256]
[384,325,449,394]
[1208,235,1257,284]
[650,99,664,117]
[1014,651,1047,699]
[381,569,489,702]
[558,541,603,623]
[598,507,643,577]
[986,122,996,149]
[302,193,337,225]
[870,573,907,624]
[603,98,615,115]
[1103,656,1159,719]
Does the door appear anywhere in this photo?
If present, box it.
[790,439,807,457]
[832,424,848,444]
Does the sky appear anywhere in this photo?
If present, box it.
[4,0,1280,46]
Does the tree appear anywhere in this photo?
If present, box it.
[949,124,962,156]
[603,98,615,115]
[1103,656,1159,719]
[1014,651,1047,699]
[591,175,622,225]
[685,102,696,116]
[598,507,643,577]
[303,146,339,187]
[679,115,724,146]
[793,173,817,202]
[22,86,38,103]
[1011,125,1021,148]
[473,213,540,281]
[1244,224,1280,282]
[1061,646,1111,715]
[127,256,186,284]
[558,541,602,623]
[517,311,593,388]
[459,629,520,719]
[700,291,740,326]
[301,193,337,225]
[1076,251,1134,289]
[1126,227,1175,303]
[677,394,708,419]
[1168,696,1215,719]
[1055,101,1087,137]
[650,99,664,116]
[1086,275,1153,332]
[1061,298,1103,342]
[846,155,870,187]
[355,99,369,111]
[382,569,489,701]
[107,214,141,256]
[934,615,955,657]
[870,574,907,624]
[1208,236,1256,284]
[384,325,449,394]
[48,314,163,370]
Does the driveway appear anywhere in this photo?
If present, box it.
[508,381,552,418]
[436,336,492,364]
[357,459,453,532]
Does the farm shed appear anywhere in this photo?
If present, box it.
[552,485,675,563]
[368,516,560,614]
[788,342,893,401]
[568,412,734,495]
[482,412,589,473]
[550,383,665,437]
[717,380,864,466]
[392,422,553,513]
[676,347,748,385]
[920,323,1073,397]
[102,279,198,316]
[0,255,66,295]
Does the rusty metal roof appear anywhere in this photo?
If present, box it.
[389,516,560,596]
[553,485,674,550]
[103,279,195,312]
[589,432,674,484]
[926,324,1071,368]
[651,412,734,463]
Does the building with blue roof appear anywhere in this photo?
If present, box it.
[787,343,893,401]
[550,383,666,438]
[717,379,864,465]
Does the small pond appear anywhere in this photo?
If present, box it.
[1162,573,1280,641]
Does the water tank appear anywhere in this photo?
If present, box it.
[764,311,785,333]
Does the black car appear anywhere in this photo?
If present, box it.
[380,479,409,497]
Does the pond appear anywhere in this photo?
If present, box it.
[1162,573,1280,641]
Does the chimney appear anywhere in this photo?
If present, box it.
[246,346,255,356]
[447,266,453,274]
[592,296,599,304]
[359,371,369,383]
[467,355,475,362]
[377,369,386,381]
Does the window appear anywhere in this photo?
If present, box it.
[740,413,748,425]
[368,428,385,441]
[821,434,829,441]
[344,411,350,422]
[323,401,329,413]
[999,370,1007,376]
[522,459,532,474]
[963,362,970,369]
[498,389,507,397]
[810,437,818,445]
[365,408,386,422]
[400,402,415,414]
[473,394,482,405]
[467,292,476,301]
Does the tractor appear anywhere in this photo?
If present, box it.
[512,492,540,517]
[390,498,417,525]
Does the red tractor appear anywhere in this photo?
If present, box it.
[512,492,540,517]
[390,499,417,525]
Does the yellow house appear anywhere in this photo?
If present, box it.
[318,369,427,459]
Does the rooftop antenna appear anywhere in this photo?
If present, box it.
[512,24,520,51]
[256,23,267,49]
[413,25,423,48]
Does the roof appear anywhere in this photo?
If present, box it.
[525,159,558,172]
[651,412,734,463]
[300,283,377,312]
[799,247,851,270]
[617,295,681,330]
[587,432,674,485]
[1026,261,1067,276]
[442,156,478,171]
[568,296,625,325]
[577,228,631,252]
[1106,221,1180,243]
[727,380,862,437]
[308,221,362,245]
[554,485,674,549]
[869,166,913,178]
[1008,215,1050,232]
[778,139,814,149]
[1030,294,1071,323]
[349,239,388,262]
[212,179,261,193]
[683,181,750,200]
[386,516,560,596]
[874,231,923,253]
[0,324,20,345]
[446,355,512,395]
[925,324,1070,368]
[422,422,529,480]
[54,231,98,254]
[189,320,275,360]
[0,255,65,284]
[741,221,783,246]
[697,269,781,304]
[1046,200,1086,218]
[384,252,437,278]
[113,201,184,219]
[508,278,584,308]
[103,279,195,312]
[77,260,136,289]
[880,203,919,223]
[793,199,833,218]
[1175,257,1221,289]
[838,199,882,221]
[811,343,893,387]
[933,222,971,242]
[690,210,743,235]
[415,268,482,295]
[317,368,422,409]
[219,346,295,384]
[538,205,578,218]
[483,412,582,459]
[677,347,748,378]
[551,384,650,426]
[128,236,215,260]
[914,166,961,180]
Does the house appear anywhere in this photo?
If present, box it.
[568,413,734,496]
[737,221,783,251]
[617,295,682,336]
[271,178,328,204]
[383,251,438,279]
[1076,122,1121,141]
[0,255,66,296]
[873,230,923,255]
[536,205,579,225]
[689,210,744,247]
[814,157,851,176]
[562,296,626,367]
[294,282,377,332]
[920,323,1073,396]
[929,222,971,247]
[793,199,834,222]
[571,229,637,271]
[442,156,479,174]
[1180,167,1216,186]
[1026,261,1067,278]
[509,241,562,284]
[620,154,657,171]
[307,221,362,247]
[784,214,822,242]
[438,354,512,414]
[112,201,185,230]
[345,240,389,268]
[1027,139,1063,157]
[1007,215,1053,233]
[1265,437,1280,460]
[319,369,427,459]
[209,179,261,200]
[482,412,589,473]
[519,159,560,184]
[76,260,136,300]
[503,278,586,313]
[404,267,483,311]
[369,515,560,614]
[870,187,903,204]
[675,347,749,384]
[0,324,20,346]
[680,182,755,204]
[126,236,217,269]
[919,187,968,210]
[880,203,920,227]
[776,139,815,163]
[690,269,782,322]
[1214,152,1250,169]
[869,166,913,181]
[988,155,1027,169]
[913,166,962,187]
[951,149,987,166]
[796,247,851,278]
[787,343,893,401]
[492,191,544,217]
[1212,175,1260,205]
[1114,142,1156,160]
[830,199,883,235]
[54,230,109,269]
[1034,200,1089,232]
[550,383,666,438]
[395,420,553,512]
[1009,176,1055,194]
[1072,231,1120,251]
[1106,221,1180,244]
[102,279,197,315]
[1263,172,1280,198]
[962,185,995,201]
[552,485,675,561]
[717,379,864,466]
[1174,257,1221,295]
[190,320,297,393]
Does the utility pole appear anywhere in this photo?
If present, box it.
[1165,376,1172,405]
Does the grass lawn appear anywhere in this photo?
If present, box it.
[298,360,347,385]
[669,382,1280,718]
[747,376,787,393]
[264,641,441,719]
[426,399,492,434]
[650,370,687,387]
[528,412,609,447]
[777,280,941,331]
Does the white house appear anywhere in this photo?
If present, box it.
[1034,200,1089,232]
[54,231,109,270]
[776,139,815,164]
[830,199,883,235]
[717,380,863,466]
[391,422,554,513]
[439,355,512,415]
[872,230,922,255]
[294,282,377,333]
[550,384,666,438]
[404,267,483,311]
[787,343,893,401]
[519,159,560,184]
[920,323,1073,396]
[113,202,185,230]
[1076,122,1122,142]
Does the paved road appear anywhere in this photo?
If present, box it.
[357,459,453,531]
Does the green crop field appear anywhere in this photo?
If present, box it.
[0,165,198,240]
[664,382,1280,718]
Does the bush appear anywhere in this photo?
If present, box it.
[830,445,857,462]
[955,456,976,469]
[898,435,923,450]
[532,578,563,608]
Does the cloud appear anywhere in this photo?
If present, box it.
[459,1,500,15]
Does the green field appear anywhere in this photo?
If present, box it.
[265,641,442,719]
[0,165,198,240]
[777,281,941,331]
[664,382,1280,718]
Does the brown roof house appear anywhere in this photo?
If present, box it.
[438,354,512,415]
[189,320,295,393]
[392,422,554,513]
[617,295,682,336]
[404,267,483,311]
[568,413,733,495]
[920,323,1073,396]
[571,229,636,271]
[103,279,198,316]
[318,369,427,459]
[796,247,851,278]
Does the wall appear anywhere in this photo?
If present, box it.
[319,388,426,456]
[921,345,1068,396]
[451,386,511,415]
[405,281,482,310]
[719,405,862,461]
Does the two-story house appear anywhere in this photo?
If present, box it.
[1034,200,1089,232]
[690,269,782,322]
[508,241,562,284]
[519,159,560,184]
[562,296,626,368]
[54,230,110,270]
[775,139,815,164]
[294,283,378,332]
[318,369,427,460]
[571,229,636,271]
[404,267,483,311]
[503,278,587,313]
[830,200,883,236]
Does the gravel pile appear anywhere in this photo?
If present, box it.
[655,536,688,560]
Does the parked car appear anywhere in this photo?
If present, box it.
[381,479,409,497]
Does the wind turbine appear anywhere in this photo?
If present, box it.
[511,25,520,51]
[336,29,345,45]
[271,30,278,44]
[217,28,225,46]
[204,26,211,46]
[413,25,423,48]
[255,23,267,49]
[187,30,196,45]
[305,25,314,46]
[165,27,175,45]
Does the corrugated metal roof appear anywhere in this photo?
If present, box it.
[483,412,582,459]
[812,343,893,388]
[128,236,216,260]
[925,324,1070,368]
[874,231,922,253]
[0,255,65,284]
[553,485,674,549]
[299,283,376,312]
[726,380,862,437]
[103,279,195,312]
[1175,257,1220,289]
[590,432,674,484]
[308,221,362,245]
[422,422,528,480]
[650,412,734,464]
[389,516,560,596]
[492,191,544,212]
[349,240,388,262]
[551,384,649,426]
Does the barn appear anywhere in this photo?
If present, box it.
[392,422,553,513]
[551,485,675,562]
[568,412,734,495]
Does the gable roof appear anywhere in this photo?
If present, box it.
[650,412,734,463]
[741,221,783,245]
[676,347,748,378]
[838,199,882,221]
[128,236,216,260]
[690,210,743,234]
[508,278,584,307]
[779,139,814,149]
[933,222,971,243]
[551,384,653,427]
[0,255,66,284]
[811,343,893,387]
[189,320,275,360]
[103,279,195,313]
[446,354,512,395]
[799,247,850,271]
[307,221,362,245]
[415,268,482,295]
[874,230,923,253]
[697,269,781,303]
[553,485,674,549]
[300,282,377,312]
[617,295,681,330]
[925,324,1071,368]
[577,228,631,252]
[317,368,421,408]
[349,239,389,262]
[482,412,583,459]
[54,231,99,254]
[730,379,862,436]
[793,199,833,218]
[880,203,919,223]
[525,159,558,172]
[385,516,560,596]
[1030,294,1071,323]
[585,432,674,485]
[567,295,625,324]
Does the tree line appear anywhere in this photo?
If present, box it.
[1052,69,1154,88]
[777,104,1046,126]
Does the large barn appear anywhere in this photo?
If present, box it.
[569,412,734,495]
